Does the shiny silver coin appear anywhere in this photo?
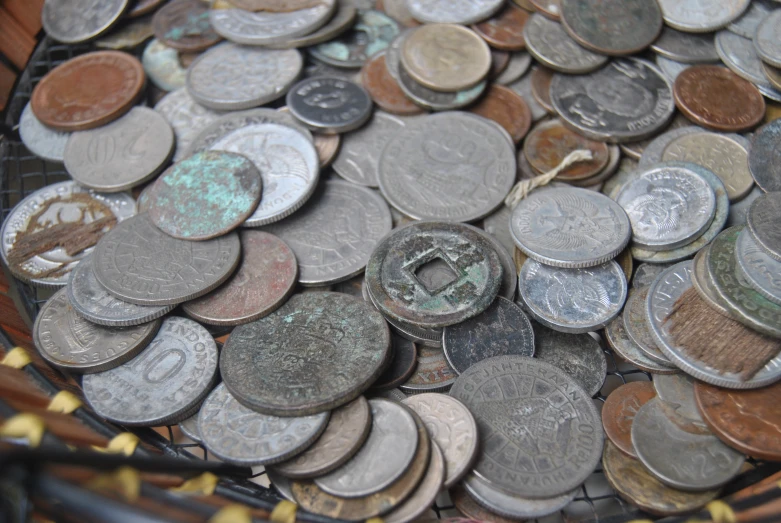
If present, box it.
[406,0,504,24]
[186,43,303,110]
[42,0,128,44]
[623,288,674,366]
[142,39,186,92]
[506,70,548,122]
[523,13,607,74]
[657,0,751,33]
[82,317,218,426]
[749,119,781,193]
[178,412,202,443]
[550,58,675,143]
[754,10,781,68]
[198,383,330,466]
[265,3,358,49]
[716,30,781,98]
[154,88,225,162]
[532,323,607,397]
[728,0,773,38]
[19,102,70,162]
[653,373,710,434]
[747,192,781,262]
[463,474,578,520]
[287,77,373,134]
[309,9,400,69]
[650,27,720,63]
[494,52,533,85]
[314,398,418,498]
[736,228,781,306]
[604,315,679,374]
[510,187,631,268]
[64,107,174,192]
[462,222,517,301]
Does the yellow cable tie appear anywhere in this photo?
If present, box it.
[705,500,737,523]
[47,391,83,414]
[93,432,140,457]
[86,466,140,502]
[209,504,252,523]
[170,472,219,496]
[270,500,297,523]
[1,347,32,369]
[0,413,45,447]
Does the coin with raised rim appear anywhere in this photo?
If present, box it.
[716,30,781,99]
[406,0,504,25]
[624,288,673,366]
[532,324,607,397]
[42,0,128,44]
[286,77,373,134]
[657,0,750,33]
[523,14,607,74]
[754,10,781,68]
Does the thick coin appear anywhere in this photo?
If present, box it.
[19,102,69,163]
[399,346,457,393]
[510,187,631,268]
[287,77,373,134]
[33,288,160,373]
[747,192,781,262]
[31,51,145,132]
[450,356,603,498]
[467,84,532,144]
[152,0,220,51]
[657,0,750,33]
[755,10,781,68]
[749,120,781,193]
[383,442,445,523]
[601,381,656,458]
[406,0,503,25]
[604,316,679,374]
[221,292,391,415]
[716,31,781,99]
[142,38,187,92]
[624,288,673,366]
[42,0,128,44]
[262,181,391,286]
[361,52,425,116]
[532,324,607,397]
[524,119,609,181]
[372,335,419,390]
[736,228,781,306]
[462,474,577,520]
[265,2,358,49]
[550,58,675,143]
[378,112,515,222]
[198,383,330,466]
[523,14,608,74]
[650,27,719,64]
[82,316,218,425]
[309,10,400,68]
[154,88,225,162]
[472,4,529,51]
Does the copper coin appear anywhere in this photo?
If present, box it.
[673,65,765,133]
[152,0,221,52]
[128,0,166,18]
[530,66,554,113]
[361,52,425,116]
[694,380,781,461]
[450,485,518,523]
[601,381,656,459]
[523,119,610,180]
[468,84,532,144]
[472,3,530,51]
[31,51,145,132]
[489,50,511,79]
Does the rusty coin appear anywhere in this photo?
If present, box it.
[361,52,425,116]
[601,381,656,459]
[472,3,529,51]
[673,65,765,132]
[529,66,554,114]
[523,119,610,180]
[152,0,220,52]
[31,51,145,132]
[468,84,532,144]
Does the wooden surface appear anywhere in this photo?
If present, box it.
[0,0,43,111]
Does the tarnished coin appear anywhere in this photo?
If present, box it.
[152,0,220,51]
[532,324,607,397]
[604,316,679,375]
[472,4,529,51]
[178,412,202,443]
[651,27,720,64]
[361,52,425,116]
[529,0,561,20]
[657,0,750,33]
[262,181,391,286]
[692,245,733,318]
[450,485,519,523]
[550,58,675,143]
[93,214,240,305]
[601,381,656,458]
[450,356,603,498]
[309,10,400,68]
[653,373,710,434]
[755,10,781,68]
[82,317,218,425]
[400,346,457,393]
[624,288,673,366]
[287,77,373,134]
[524,119,610,181]
[19,102,70,163]
[510,187,631,268]
[154,89,225,162]
[632,398,745,491]
[198,383,330,466]
[716,30,781,99]
[406,0,504,24]
[64,107,174,193]
[33,288,160,373]
[463,474,577,520]
[396,59,487,111]
[142,38,187,92]
[186,43,302,110]
[494,52,533,85]
[530,66,554,114]
[42,0,128,44]
[128,0,165,18]
[468,85,532,144]
[747,192,781,262]
[383,442,445,523]
[265,2,358,49]
[372,335,419,390]
[736,227,781,305]
[749,120,781,193]
[523,14,607,74]
[634,264,675,290]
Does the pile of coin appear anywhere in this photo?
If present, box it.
[6,0,781,520]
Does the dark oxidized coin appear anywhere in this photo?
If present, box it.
[749,119,781,193]
[371,334,419,390]
[601,381,656,458]
[361,52,425,116]
[152,0,220,52]
[400,346,457,393]
[747,192,781,263]
[287,77,373,134]
[472,4,529,51]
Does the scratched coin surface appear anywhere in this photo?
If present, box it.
[262,181,391,286]
[221,292,391,416]
[747,192,781,262]
[604,316,678,375]
[650,27,719,63]
[271,396,372,478]
[42,0,128,44]
[152,0,220,51]
[403,393,479,488]
[286,77,373,134]
[19,102,70,163]
[198,383,330,466]
[657,0,750,33]
[463,474,578,520]
[601,381,656,458]
[82,317,218,425]
[736,226,781,306]
[154,88,225,162]
[523,14,607,74]
[400,346,458,393]
[33,288,160,374]
[93,214,240,306]
[749,120,781,193]
[450,356,603,498]
[406,0,503,24]
[532,324,607,397]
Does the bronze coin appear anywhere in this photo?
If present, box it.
[375,0,420,27]
[361,52,425,116]
[601,381,656,459]
[450,485,517,523]
[694,380,781,461]
[31,51,145,132]
[468,84,532,144]
[523,119,610,180]
[673,65,765,133]
[530,66,554,113]
[472,3,530,51]
[489,49,511,79]
[152,0,221,52]
[127,0,166,18]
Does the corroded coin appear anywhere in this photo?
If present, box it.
[142,38,187,92]
[406,0,504,24]
[154,88,225,162]
[221,292,391,416]
[532,324,607,397]
[749,119,781,193]
[523,119,609,181]
[523,13,607,74]
[624,287,673,366]
[472,4,529,51]
[82,316,218,425]
[309,9,400,68]
[400,346,457,393]
[19,102,70,163]
[601,381,656,458]
[755,10,781,68]
[198,383,330,466]
[657,0,750,33]
[361,52,425,116]
[747,192,781,262]
[33,288,160,374]
[463,474,577,520]
[736,228,781,305]
[650,27,720,64]
[372,335,419,390]
[152,0,220,51]
[467,84,532,144]
[383,442,445,523]
[604,316,679,375]
[287,77,373,134]
[42,0,128,44]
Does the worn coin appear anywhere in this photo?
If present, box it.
[524,119,609,181]
[457,221,521,299]
[494,52,532,85]
[19,102,70,163]
[141,38,187,92]
[152,0,220,51]
[406,0,504,25]
[727,0,773,38]
[95,15,155,50]
[309,10,400,68]
[529,0,561,20]
[651,27,720,64]
[361,52,424,115]
[749,120,781,193]
[397,59,487,111]
[187,43,302,110]
[450,485,518,523]
[692,244,733,318]
[532,323,607,397]
[265,2,358,49]
[198,383,330,466]
[450,356,603,498]
[716,30,781,99]
[736,228,781,306]
[178,412,202,443]
[657,0,750,33]
[653,373,710,435]
[287,77,373,134]
[463,474,577,520]
[42,0,128,44]
[383,442,445,523]
[747,192,781,262]
[472,4,529,51]
[602,381,656,458]
[154,89,225,162]
[400,346,457,393]
[604,316,679,375]
[468,85,532,144]
[82,316,218,425]
[372,335,419,390]
[523,14,607,74]
[624,288,673,366]
[755,10,781,68]
[633,262,673,289]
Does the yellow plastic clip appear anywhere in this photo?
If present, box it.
[170,472,219,496]
[47,391,83,414]
[1,347,32,369]
[705,500,737,523]
[270,500,297,523]
[86,466,140,502]
[93,432,140,457]
[0,413,45,447]
[209,504,252,523]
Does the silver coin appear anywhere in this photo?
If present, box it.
[463,474,578,520]
[64,107,174,193]
[633,262,674,289]
[506,70,548,121]
[749,120,781,193]
[397,60,487,112]
[378,113,515,222]
[728,0,773,38]
[370,388,408,402]
[494,52,533,85]
[198,383,330,466]
[400,346,457,393]
[186,43,303,110]
[178,411,202,443]
[383,442,445,523]
[266,2,358,49]
[19,102,70,162]
[287,77,373,134]
[621,112,692,162]
[716,30,781,97]
[309,9,400,69]
[532,323,607,397]
[692,244,733,318]
[0,181,136,287]
[623,287,673,366]
[142,38,187,92]
[747,192,781,262]
[481,205,518,264]
[385,29,412,81]
[209,0,336,46]
[728,185,762,228]
[657,0,751,33]
[82,317,218,426]
[463,222,517,301]
[650,26,720,63]
[450,356,604,498]
[42,0,128,44]
[550,58,675,143]
[604,315,679,374]
[652,373,710,434]
[154,89,226,163]
[631,398,745,491]
[736,226,781,306]
[304,57,363,84]
[266,469,296,502]
[406,0,504,24]
[523,14,608,74]
[655,54,692,83]
[510,187,631,268]
[754,10,781,68]
[93,214,240,306]
[315,398,419,498]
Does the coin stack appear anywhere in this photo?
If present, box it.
[5,0,781,520]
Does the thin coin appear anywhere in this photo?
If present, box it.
[755,10,781,68]
[624,288,673,366]
[154,88,226,162]
[604,316,679,374]
[523,13,607,74]
[19,102,70,163]
[287,77,373,134]
[529,66,554,113]
[372,335,419,390]
[265,2,358,49]
[650,27,720,64]
[462,474,577,520]
[266,469,296,502]
[749,119,781,193]
[406,0,504,25]
[494,51,532,85]
[152,0,220,52]
[763,62,781,91]
[738,228,781,306]
[716,31,781,99]
[42,0,128,44]
[747,192,781,262]
[141,38,187,92]
[532,323,607,397]
[383,442,445,523]
[524,119,609,181]
[467,84,532,144]
[128,0,166,18]
[361,52,424,115]
[451,485,518,523]
[657,0,750,33]
[309,10,400,68]
[472,3,529,51]
[399,346,457,393]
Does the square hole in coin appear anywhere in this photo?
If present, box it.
[413,253,459,294]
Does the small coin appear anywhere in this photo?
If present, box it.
[361,52,424,115]
[494,52,532,85]
[650,27,720,64]
[755,10,781,68]
[198,383,330,466]
[468,84,532,144]
[152,0,220,51]
[406,0,504,25]
[716,30,781,99]
[450,484,519,523]
[142,38,187,92]
[265,2,358,49]
[653,373,711,434]
[604,315,679,375]
[462,474,577,520]
[601,381,656,458]
[523,14,607,74]
[372,335,419,390]
[749,120,781,193]
[736,227,781,305]
[524,119,609,181]
[287,77,373,134]
[472,3,529,51]
[19,102,70,163]
[309,10,400,68]
[624,288,673,366]
[657,0,750,33]
[178,411,202,443]
[154,88,225,162]
[42,0,128,44]
[383,442,445,523]
[82,316,218,425]
[532,323,607,397]
[747,192,781,262]
[400,346,457,393]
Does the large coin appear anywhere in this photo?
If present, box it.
[736,228,781,306]
[42,0,128,44]
[462,474,577,520]
[450,356,603,498]
[93,214,241,306]
[601,381,656,458]
[19,102,70,163]
[82,317,218,425]
[532,324,607,397]
[286,77,373,134]
[152,0,220,51]
[650,27,719,64]
[221,292,391,415]
[154,89,225,162]
[523,14,607,74]
[399,346,457,393]
[406,0,503,24]
[754,10,781,68]
[747,192,781,262]
[749,120,781,193]
[657,0,750,33]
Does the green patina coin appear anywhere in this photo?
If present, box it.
[308,10,400,68]
[148,151,262,240]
